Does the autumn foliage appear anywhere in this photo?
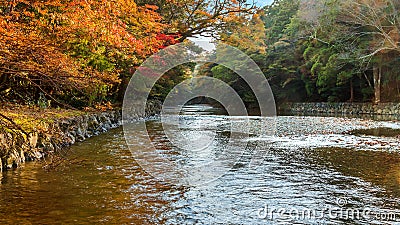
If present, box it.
[0,0,258,108]
[0,0,175,107]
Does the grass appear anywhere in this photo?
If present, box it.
[0,103,87,132]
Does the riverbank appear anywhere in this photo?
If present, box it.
[279,102,400,119]
[2,111,400,224]
[0,101,161,171]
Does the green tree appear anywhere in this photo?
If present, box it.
[261,0,308,103]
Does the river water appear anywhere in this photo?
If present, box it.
[1,105,400,224]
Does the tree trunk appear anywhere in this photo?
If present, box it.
[373,63,381,104]
[349,79,354,102]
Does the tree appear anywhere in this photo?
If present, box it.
[281,0,384,102]
[0,1,118,106]
[221,12,267,54]
[337,0,400,103]
[260,0,309,103]
[263,0,300,45]
[209,12,267,105]
[136,0,257,40]
[0,0,170,106]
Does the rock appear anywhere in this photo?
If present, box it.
[6,152,17,169]
[0,100,160,171]
[29,133,38,148]
[280,102,400,118]
[88,115,100,128]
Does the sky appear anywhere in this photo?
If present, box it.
[254,0,274,7]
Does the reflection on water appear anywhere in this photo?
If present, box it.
[312,147,400,197]
[180,104,227,115]
[349,127,400,138]
[0,128,180,224]
[0,105,400,224]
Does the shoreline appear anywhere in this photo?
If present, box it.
[0,101,161,171]
[279,102,400,119]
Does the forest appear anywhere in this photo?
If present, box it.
[216,0,400,104]
[0,0,399,110]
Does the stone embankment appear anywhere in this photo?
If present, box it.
[280,102,400,116]
[0,101,161,171]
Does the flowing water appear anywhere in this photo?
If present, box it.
[1,105,400,224]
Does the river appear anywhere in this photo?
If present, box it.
[1,105,400,224]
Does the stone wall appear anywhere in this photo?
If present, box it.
[280,102,400,116]
[0,100,161,171]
